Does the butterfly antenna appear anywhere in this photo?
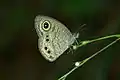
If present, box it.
[75,24,86,35]
[72,24,87,50]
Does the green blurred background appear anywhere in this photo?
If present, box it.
[0,0,120,80]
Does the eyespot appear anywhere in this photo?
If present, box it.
[46,35,49,37]
[46,39,49,42]
[41,20,51,31]
[44,47,47,50]
[47,50,51,54]
[49,55,54,59]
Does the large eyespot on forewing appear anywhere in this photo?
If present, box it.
[41,20,51,31]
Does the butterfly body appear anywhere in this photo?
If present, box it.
[35,15,76,62]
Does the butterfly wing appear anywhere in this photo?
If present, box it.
[35,16,75,62]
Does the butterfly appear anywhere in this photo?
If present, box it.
[35,15,79,62]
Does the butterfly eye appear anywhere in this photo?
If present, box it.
[42,20,51,31]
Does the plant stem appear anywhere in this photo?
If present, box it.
[58,35,120,80]
[76,34,120,48]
